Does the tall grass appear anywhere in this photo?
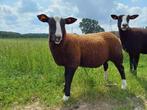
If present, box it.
[0,38,146,109]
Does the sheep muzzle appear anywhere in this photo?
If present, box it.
[50,35,62,44]
[121,24,129,31]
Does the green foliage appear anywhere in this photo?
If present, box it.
[79,18,105,34]
[0,39,146,109]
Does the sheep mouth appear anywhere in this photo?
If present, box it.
[54,37,62,44]
[121,26,129,31]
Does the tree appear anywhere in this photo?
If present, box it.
[79,18,104,34]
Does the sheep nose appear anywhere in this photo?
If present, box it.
[122,24,128,27]
[56,35,61,38]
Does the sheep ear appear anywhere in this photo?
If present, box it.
[65,17,77,24]
[37,14,49,22]
[111,14,118,20]
[129,15,139,20]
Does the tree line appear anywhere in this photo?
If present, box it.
[0,31,48,38]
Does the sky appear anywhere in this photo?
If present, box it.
[0,0,147,34]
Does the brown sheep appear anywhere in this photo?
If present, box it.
[37,14,127,101]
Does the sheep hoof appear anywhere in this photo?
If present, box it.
[121,85,126,90]
[63,95,69,101]
[130,70,137,75]
[133,70,137,76]
[121,79,127,90]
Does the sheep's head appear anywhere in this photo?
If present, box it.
[37,14,77,44]
[111,14,139,31]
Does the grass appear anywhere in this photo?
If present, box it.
[0,38,146,110]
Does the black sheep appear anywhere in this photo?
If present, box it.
[111,14,147,75]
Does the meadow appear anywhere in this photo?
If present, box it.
[0,38,146,110]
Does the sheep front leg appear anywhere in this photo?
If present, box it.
[63,67,76,101]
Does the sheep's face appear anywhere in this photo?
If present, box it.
[111,14,139,31]
[48,17,65,44]
[37,14,77,44]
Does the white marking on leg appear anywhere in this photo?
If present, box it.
[121,79,127,89]
[132,63,135,71]
[63,95,69,101]
[104,71,108,80]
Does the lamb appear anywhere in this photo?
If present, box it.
[111,14,147,75]
[37,14,127,101]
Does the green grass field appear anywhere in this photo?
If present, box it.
[0,38,146,110]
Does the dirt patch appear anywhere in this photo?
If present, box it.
[61,96,146,110]
[10,96,146,110]
[11,101,114,110]
[11,102,49,110]
[61,101,114,110]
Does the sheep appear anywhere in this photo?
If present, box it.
[111,14,147,75]
[37,14,127,101]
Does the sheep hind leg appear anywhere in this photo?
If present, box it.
[103,62,108,81]
[115,63,126,89]
[133,54,140,75]
[63,67,77,101]
[129,53,135,73]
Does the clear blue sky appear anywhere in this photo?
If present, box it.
[0,0,147,33]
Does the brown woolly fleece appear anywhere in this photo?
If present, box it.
[49,32,123,68]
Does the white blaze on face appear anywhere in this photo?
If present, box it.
[54,17,62,44]
[121,15,128,31]
[122,15,128,25]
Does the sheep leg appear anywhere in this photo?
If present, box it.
[114,62,127,89]
[63,67,76,101]
[103,62,108,80]
[133,54,140,75]
[129,53,134,72]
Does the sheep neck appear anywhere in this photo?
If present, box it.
[119,28,131,51]
[119,28,131,40]
[49,33,67,60]
[48,32,71,66]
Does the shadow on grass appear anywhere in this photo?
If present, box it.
[60,79,145,110]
